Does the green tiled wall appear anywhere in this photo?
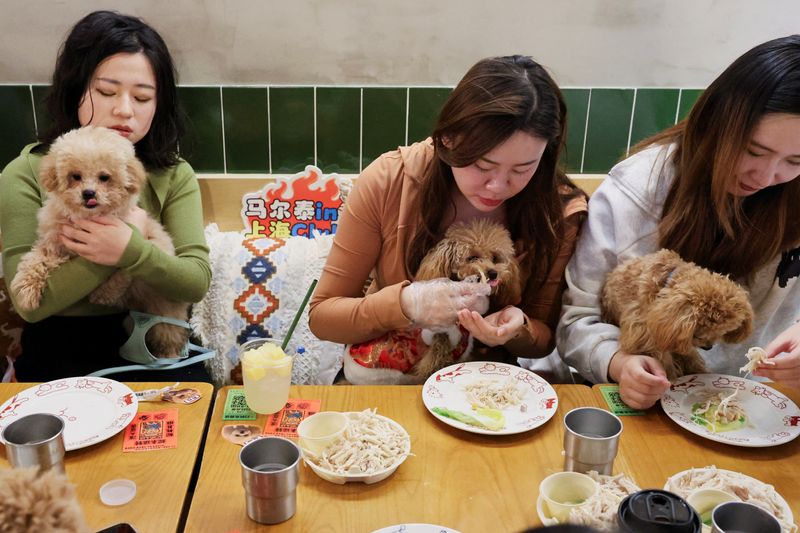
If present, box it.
[0,85,703,175]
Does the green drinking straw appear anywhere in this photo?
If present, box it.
[281,278,318,351]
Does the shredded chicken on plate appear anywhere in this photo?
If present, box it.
[567,472,640,531]
[305,408,410,476]
[665,466,794,532]
[464,379,524,410]
[692,390,747,431]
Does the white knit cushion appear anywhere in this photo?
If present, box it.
[191,224,343,386]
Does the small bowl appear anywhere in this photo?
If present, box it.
[687,488,739,532]
[302,412,411,485]
[297,411,348,455]
[536,494,559,525]
[539,471,598,523]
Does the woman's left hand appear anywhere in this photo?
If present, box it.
[60,215,133,266]
[457,305,525,347]
[753,321,800,388]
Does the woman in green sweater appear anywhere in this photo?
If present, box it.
[0,11,211,381]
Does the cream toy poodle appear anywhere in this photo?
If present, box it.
[601,248,754,380]
[0,467,89,533]
[409,218,523,379]
[10,126,189,357]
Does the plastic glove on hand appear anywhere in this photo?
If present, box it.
[400,278,490,330]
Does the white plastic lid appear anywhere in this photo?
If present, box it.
[99,478,137,506]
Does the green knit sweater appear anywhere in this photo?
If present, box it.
[0,143,211,323]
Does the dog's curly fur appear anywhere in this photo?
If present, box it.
[0,467,89,533]
[10,126,189,357]
[410,218,523,379]
[601,248,754,380]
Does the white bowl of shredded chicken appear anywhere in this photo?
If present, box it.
[299,408,412,484]
[536,471,641,531]
[664,466,796,532]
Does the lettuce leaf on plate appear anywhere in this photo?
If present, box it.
[432,406,506,431]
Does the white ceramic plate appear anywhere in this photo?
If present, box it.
[302,411,411,484]
[664,467,794,532]
[422,362,558,435]
[660,374,800,447]
[0,377,138,451]
[371,525,461,533]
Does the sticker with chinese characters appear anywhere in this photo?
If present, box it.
[223,389,257,420]
[122,410,178,452]
[263,399,321,437]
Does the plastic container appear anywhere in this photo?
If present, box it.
[618,489,701,533]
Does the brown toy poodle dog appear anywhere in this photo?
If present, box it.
[410,218,523,379]
[10,126,189,357]
[601,248,753,380]
[0,467,89,533]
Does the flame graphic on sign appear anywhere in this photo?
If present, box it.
[241,165,343,238]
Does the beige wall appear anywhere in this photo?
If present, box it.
[1,0,797,87]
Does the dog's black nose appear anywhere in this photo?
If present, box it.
[487,269,498,280]
[82,189,96,200]
[701,344,714,350]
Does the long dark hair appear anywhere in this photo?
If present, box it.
[43,10,184,170]
[406,55,584,290]
[633,35,800,280]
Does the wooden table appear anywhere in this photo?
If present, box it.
[0,381,214,533]
[591,383,800,519]
[185,384,600,532]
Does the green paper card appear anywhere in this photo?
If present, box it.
[223,389,257,420]
[599,385,645,416]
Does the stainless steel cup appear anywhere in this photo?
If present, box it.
[239,436,301,524]
[2,413,66,475]
[710,501,781,533]
[563,407,623,475]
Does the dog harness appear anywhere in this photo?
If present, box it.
[88,311,214,377]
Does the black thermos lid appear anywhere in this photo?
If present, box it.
[617,489,701,533]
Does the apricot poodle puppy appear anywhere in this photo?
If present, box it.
[10,126,189,357]
[410,218,523,379]
[601,248,753,380]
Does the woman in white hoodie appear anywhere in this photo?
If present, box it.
[558,35,800,409]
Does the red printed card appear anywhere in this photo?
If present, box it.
[262,399,321,438]
[123,409,178,452]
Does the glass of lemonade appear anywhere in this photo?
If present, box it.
[240,338,294,414]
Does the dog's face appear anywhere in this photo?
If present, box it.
[38,126,146,217]
[646,270,754,354]
[416,219,523,308]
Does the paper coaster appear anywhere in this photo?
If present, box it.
[263,399,322,437]
[223,389,257,420]
[599,385,645,416]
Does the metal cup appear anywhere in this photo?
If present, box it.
[563,407,623,475]
[239,436,301,524]
[2,413,66,475]
[710,501,781,533]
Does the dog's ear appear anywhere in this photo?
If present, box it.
[494,258,523,307]
[38,153,60,193]
[723,303,754,343]
[125,156,147,195]
[416,238,466,280]
[724,317,753,343]
[645,294,697,354]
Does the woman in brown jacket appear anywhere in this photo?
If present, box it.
[309,55,587,382]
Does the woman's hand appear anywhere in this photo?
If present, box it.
[457,305,525,347]
[753,321,800,388]
[608,351,671,409]
[400,278,490,330]
[60,215,133,266]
